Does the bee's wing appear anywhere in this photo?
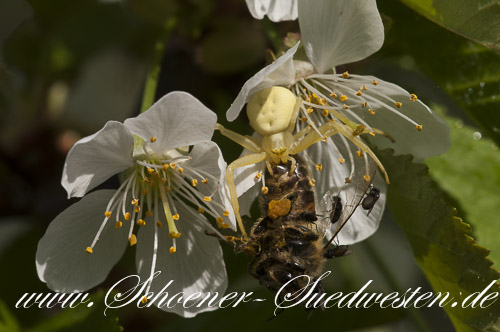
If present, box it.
[323,155,377,248]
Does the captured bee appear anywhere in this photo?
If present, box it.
[233,153,377,302]
[362,186,380,216]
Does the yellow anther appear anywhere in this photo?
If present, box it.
[338,158,345,164]
[307,107,314,114]
[141,296,148,304]
[135,206,141,213]
[201,178,208,184]
[147,167,155,174]
[261,186,269,194]
[309,179,316,187]
[86,247,93,254]
[355,90,362,96]
[177,167,184,174]
[342,71,350,79]
[150,137,157,143]
[329,118,337,122]
[345,177,352,184]
[223,210,230,216]
[145,210,153,217]
[129,234,137,246]
[172,214,180,221]
[319,98,326,105]
[372,79,379,85]
[165,186,172,192]
[104,211,112,218]
[156,220,163,228]
[343,104,349,109]
[203,196,212,202]
[356,150,364,158]
[339,95,348,102]
[162,164,169,171]
[410,93,418,101]
[131,199,139,206]
[169,246,176,254]
[363,174,371,182]
[216,217,223,224]
[192,179,198,187]
[322,109,329,116]
[361,102,368,108]
[369,132,376,137]
[137,219,146,226]
[395,102,403,108]
[169,231,181,239]
[361,84,368,90]
[115,221,123,229]
[330,92,337,98]
[352,124,366,136]
[416,125,423,131]
[300,116,308,123]
[124,212,131,220]
[255,172,262,180]
[169,162,176,169]
[219,223,230,229]
[368,108,376,115]
[321,137,328,143]
[315,164,323,171]
[197,207,205,214]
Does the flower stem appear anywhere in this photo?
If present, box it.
[140,18,178,114]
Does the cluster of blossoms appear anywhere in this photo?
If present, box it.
[36,0,449,318]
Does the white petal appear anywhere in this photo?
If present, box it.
[124,92,217,156]
[136,202,227,318]
[36,190,130,292]
[226,42,300,121]
[245,0,298,22]
[62,121,134,198]
[239,182,260,217]
[185,141,236,229]
[298,0,384,73]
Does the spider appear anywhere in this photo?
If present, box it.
[216,86,389,238]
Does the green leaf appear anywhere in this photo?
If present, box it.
[377,0,500,148]
[400,0,500,51]
[377,148,500,331]
[0,301,20,332]
[426,111,500,269]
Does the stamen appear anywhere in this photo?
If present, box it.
[395,102,403,108]
[410,93,418,101]
[339,95,348,102]
[416,125,423,131]
[368,109,376,115]
[192,179,198,186]
[372,79,379,85]
[115,221,123,228]
[137,219,146,226]
[356,150,364,158]
[342,71,350,79]
[315,164,323,171]
[339,158,345,164]
[223,210,230,216]
[158,184,181,239]
[141,296,148,303]
[198,207,205,214]
[172,214,180,220]
[150,136,157,143]
[309,179,316,187]
[261,186,269,194]
[255,172,262,180]
[202,178,208,184]
[322,109,329,116]
[203,196,212,202]
[129,234,137,246]
[124,212,131,220]
[364,174,371,182]
[104,211,112,218]
[169,246,176,254]
[86,247,93,254]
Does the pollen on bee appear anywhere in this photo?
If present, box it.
[141,296,148,304]
[307,107,314,114]
[356,150,364,158]
[223,210,230,216]
[115,221,123,229]
[177,167,184,174]
[104,211,112,218]
[363,174,371,182]
[372,79,379,85]
[355,90,362,96]
[86,247,93,254]
[255,172,262,180]
[395,102,403,108]
[172,214,180,220]
[192,179,198,186]
[361,102,367,108]
[410,93,418,101]
[368,108,376,115]
[309,179,316,187]
[124,212,131,220]
[416,125,423,131]
[338,158,345,164]
[169,162,176,169]
[342,71,350,79]
[261,186,269,194]
[339,95,348,102]
[169,246,176,254]
[197,207,205,214]
[203,196,212,202]
[201,178,208,184]
[156,220,163,228]
[129,234,137,246]
[315,164,323,171]
[137,219,146,226]
[169,231,181,239]
[322,109,329,116]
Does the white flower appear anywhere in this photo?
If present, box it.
[245,0,298,22]
[227,0,450,244]
[36,91,235,318]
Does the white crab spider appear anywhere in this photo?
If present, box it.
[216,86,389,237]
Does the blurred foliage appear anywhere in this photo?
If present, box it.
[1,0,499,331]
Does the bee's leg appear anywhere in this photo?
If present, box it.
[227,152,268,238]
[324,245,351,259]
